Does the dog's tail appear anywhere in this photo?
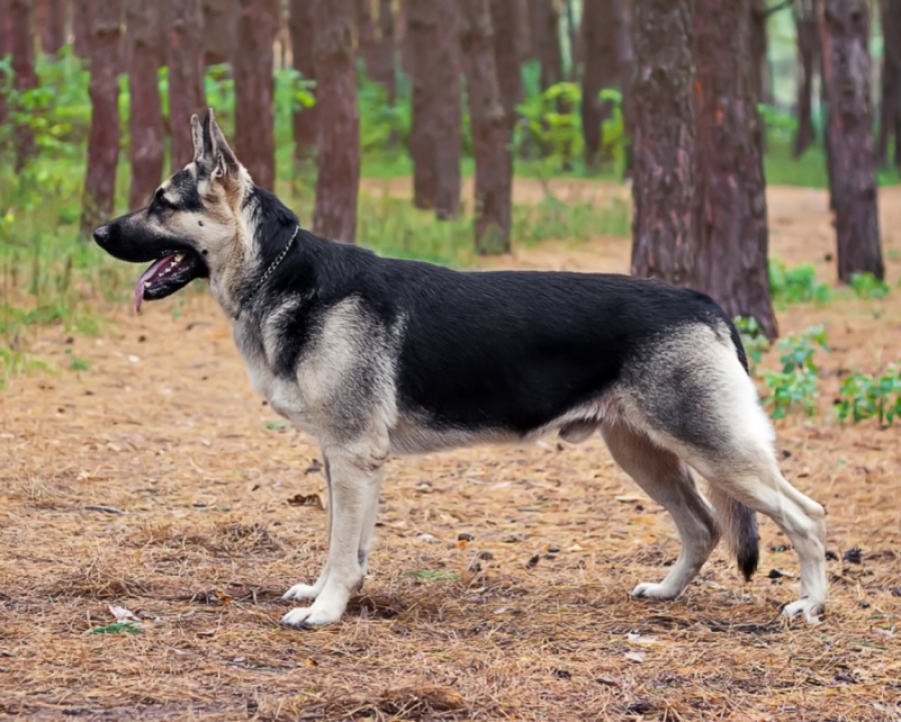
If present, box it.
[708,486,759,580]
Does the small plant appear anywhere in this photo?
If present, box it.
[91,622,141,635]
[734,316,770,374]
[69,357,90,371]
[848,272,890,300]
[835,366,901,426]
[763,326,829,419]
[769,260,832,306]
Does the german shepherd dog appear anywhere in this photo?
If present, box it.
[93,109,827,627]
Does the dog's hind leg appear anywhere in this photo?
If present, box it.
[685,444,827,622]
[601,424,720,601]
[282,442,386,627]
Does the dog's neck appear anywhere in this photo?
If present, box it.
[211,187,303,320]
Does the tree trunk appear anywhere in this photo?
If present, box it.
[566,0,580,79]
[234,0,277,190]
[581,0,620,168]
[168,0,206,168]
[492,0,524,124]
[793,0,819,158]
[312,0,360,243]
[80,0,123,238]
[630,0,695,285]
[823,0,883,282]
[750,0,771,105]
[289,0,318,160]
[371,0,397,102]
[10,0,38,170]
[0,0,10,132]
[491,0,522,225]
[355,0,377,75]
[461,0,511,254]
[693,0,777,339]
[878,0,901,168]
[37,0,66,54]
[613,0,635,177]
[407,0,462,217]
[433,1,462,219]
[534,0,563,91]
[126,0,165,209]
[202,0,238,66]
[72,0,91,58]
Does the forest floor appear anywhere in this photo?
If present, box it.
[1,183,900,721]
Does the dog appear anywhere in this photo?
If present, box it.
[93,109,827,627]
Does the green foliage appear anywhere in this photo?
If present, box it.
[835,367,901,426]
[598,88,626,169]
[91,622,141,635]
[734,316,770,374]
[768,260,833,306]
[757,104,798,144]
[515,81,584,175]
[848,271,890,299]
[763,326,829,420]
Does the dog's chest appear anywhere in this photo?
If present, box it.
[233,320,307,424]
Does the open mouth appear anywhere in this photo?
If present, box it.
[135,251,208,312]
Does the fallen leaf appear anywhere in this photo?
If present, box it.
[108,605,140,623]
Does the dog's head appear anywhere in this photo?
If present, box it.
[93,108,253,312]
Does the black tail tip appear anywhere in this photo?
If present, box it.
[738,549,759,582]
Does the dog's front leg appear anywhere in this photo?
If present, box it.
[282,458,335,602]
[281,445,385,627]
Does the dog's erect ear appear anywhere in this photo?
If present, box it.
[202,107,242,182]
[191,114,205,162]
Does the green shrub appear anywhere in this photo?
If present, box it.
[769,259,832,306]
[763,326,829,419]
[836,367,901,426]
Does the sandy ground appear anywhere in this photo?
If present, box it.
[1,184,900,721]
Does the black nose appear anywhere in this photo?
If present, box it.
[93,225,110,246]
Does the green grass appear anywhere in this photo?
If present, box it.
[764,139,901,188]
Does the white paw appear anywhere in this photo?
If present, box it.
[282,583,321,601]
[782,597,824,624]
[281,602,344,628]
[631,582,680,600]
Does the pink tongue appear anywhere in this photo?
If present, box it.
[135,255,176,313]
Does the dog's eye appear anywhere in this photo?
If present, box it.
[152,190,178,212]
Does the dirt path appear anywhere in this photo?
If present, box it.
[1,186,899,721]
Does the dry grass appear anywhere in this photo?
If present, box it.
[1,185,900,721]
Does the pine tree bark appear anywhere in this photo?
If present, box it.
[613,0,634,176]
[126,0,164,209]
[878,0,901,168]
[408,0,462,217]
[81,0,123,238]
[289,0,318,160]
[793,0,819,158]
[491,0,522,223]
[312,0,360,243]
[461,0,510,254]
[433,1,462,219]
[10,0,38,170]
[168,0,206,168]
[355,0,377,74]
[693,0,777,339]
[822,0,883,281]
[630,0,695,285]
[37,0,66,54]
[72,0,91,58]
[372,0,397,102]
[202,0,238,66]
[0,0,7,131]
[534,0,563,91]
[581,0,620,168]
[234,0,277,190]
[750,0,771,105]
